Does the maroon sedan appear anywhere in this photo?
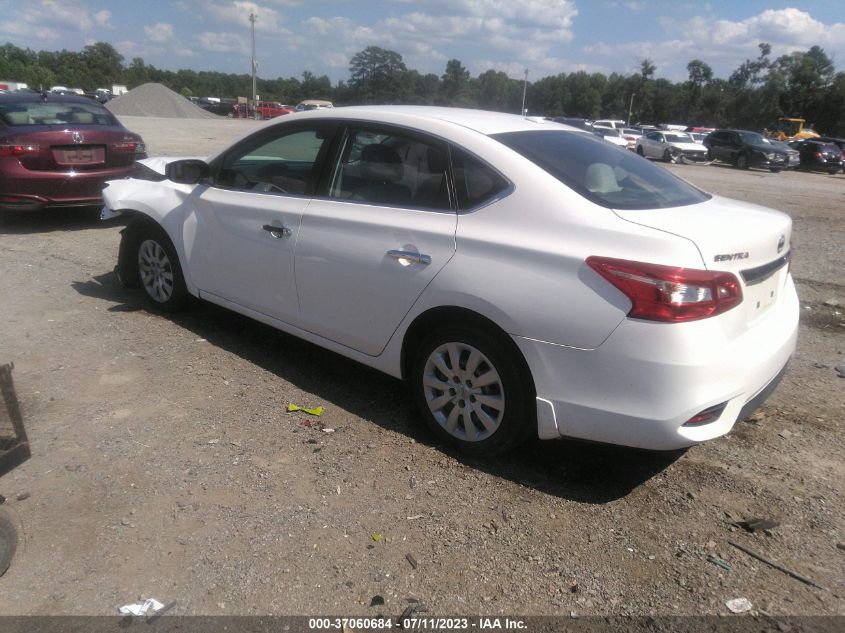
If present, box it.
[0,93,147,211]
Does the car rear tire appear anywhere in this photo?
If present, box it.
[663,149,672,163]
[132,224,191,312]
[736,154,749,170]
[770,168,781,173]
[411,326,533,457]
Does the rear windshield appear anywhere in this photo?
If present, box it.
[0,101,116,126]
[493,130,710,210]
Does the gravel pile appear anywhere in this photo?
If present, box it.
[106,82,219,119]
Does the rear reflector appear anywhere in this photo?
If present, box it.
[111,141,137,152]
[586,256,742,322]
[683,402,727,426]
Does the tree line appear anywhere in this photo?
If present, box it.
[1,41,843,135]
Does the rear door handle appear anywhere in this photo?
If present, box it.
[262,224,292,238]
[387,250,431,265]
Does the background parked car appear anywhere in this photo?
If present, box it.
[593,127,629,148]
[0,93,146,211]
[252,101,295,119]
[196,98,237,117]
[816,136,845,172]
[592,119,626,130]
[620,128,642,150]
[295,99,333,111]
[550,116,591,131]
[704,129,795,172]
[636,130,707,163]
[787,139,844,174]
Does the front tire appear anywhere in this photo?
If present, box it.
[663,149,672,163]
[636,146,644,157]
[736,154,749,170]
[132,224,191,312]
[411,326,533,457]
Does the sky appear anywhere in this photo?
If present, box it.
[1,1,844,84]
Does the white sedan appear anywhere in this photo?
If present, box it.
[102,107,797,455]
[636,130,708,163]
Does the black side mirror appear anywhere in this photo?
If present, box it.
[165,159,210,184]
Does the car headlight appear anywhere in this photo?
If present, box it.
[765,152,777,160]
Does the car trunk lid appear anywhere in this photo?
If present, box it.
[613,195,792,325]
[5,127,138,171]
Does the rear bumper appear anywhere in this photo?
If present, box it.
[517,274,799,450]
[0,159,136,210]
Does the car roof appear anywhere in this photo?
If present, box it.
[280,105,580,136]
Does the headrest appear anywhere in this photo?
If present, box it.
[426,146,447,173]
[361,144,404,182]
[584,163,622,194]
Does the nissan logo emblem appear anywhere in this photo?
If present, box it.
[777,235,785,253]
[72,131,83,143]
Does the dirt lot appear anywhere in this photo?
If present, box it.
[0,116,843,617]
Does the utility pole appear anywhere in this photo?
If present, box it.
[250,12,257,114]
[628,92,636,126]
[521,69,529,116]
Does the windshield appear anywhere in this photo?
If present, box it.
[493,130,711,211]
[0,100,116,126]
[738,131,769,145]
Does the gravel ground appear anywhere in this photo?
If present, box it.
[0,117,842,618]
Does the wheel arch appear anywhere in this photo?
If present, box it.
[115,210,194,295]
[399,306,536,398]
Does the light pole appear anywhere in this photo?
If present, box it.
[627,92,636,126]
[250,12,257,115]
[521,69,529,116]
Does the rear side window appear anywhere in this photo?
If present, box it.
[0,101,116,126]
[450,148,508,211]
[328,127,450,210]
[492,130,710,211]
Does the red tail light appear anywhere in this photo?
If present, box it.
[815,151,823,159]
[586,256,743,322]
[0,143,40,157]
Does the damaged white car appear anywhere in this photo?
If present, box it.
[102,106,797,456]
[636,130,709,163]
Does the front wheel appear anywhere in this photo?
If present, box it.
[770,168,781,173]
[133,224,191,312]
[411,327,533,456]
[636,146,644,156]
[736,154,749,170]
[663,149,672,163]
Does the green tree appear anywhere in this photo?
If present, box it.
[440,59,470,105]
[348,46,408,103]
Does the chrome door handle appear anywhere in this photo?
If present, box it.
[386,249,431,265]
[262,224,292,238]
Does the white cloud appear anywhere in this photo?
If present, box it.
[93,10,111,27]
[196,31,250,55]
[144,23,175,44]
[584,8,845,80]
[204,1,291,35]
